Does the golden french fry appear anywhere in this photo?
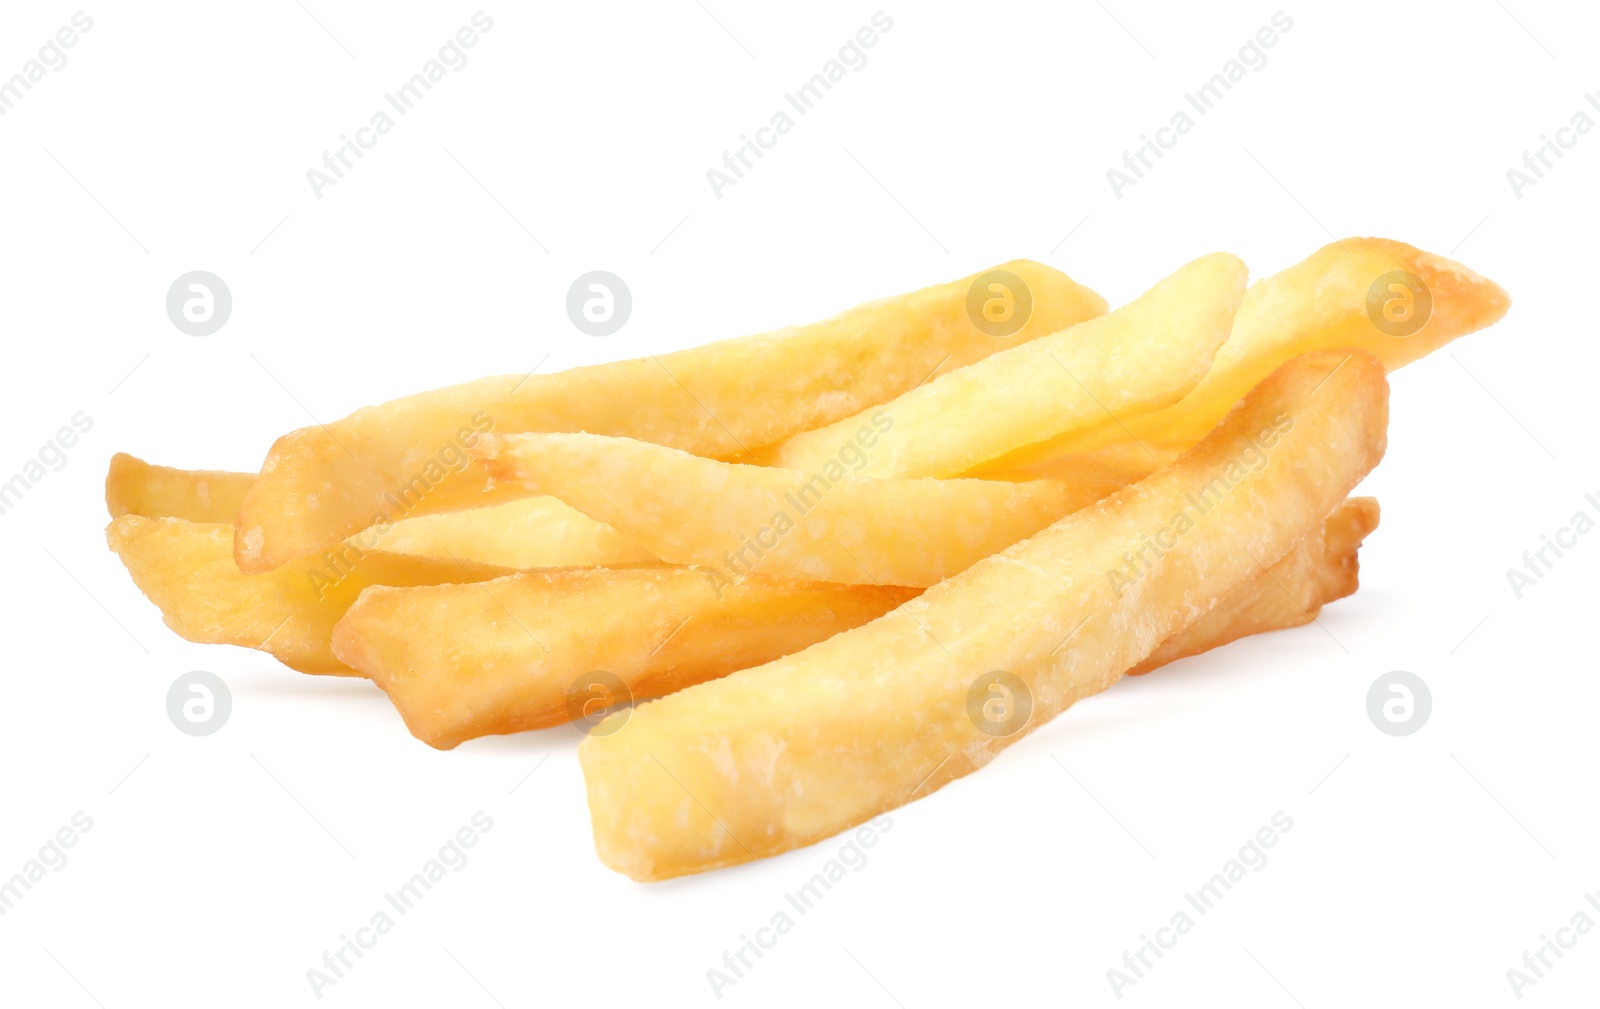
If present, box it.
[373,496,657,569]
[332,499,1374,749]
[768,253,1246,478]
[475,432,1112,587]
[105,454,656,569]
[234,262,1107,572]
[979,238,1508,476]
[107,515,512,675]
[331,570,919,749]
[578,349,1390,880]
[106,453,255,524]
[1127,497,1378,675]
[1317,494,1381,602]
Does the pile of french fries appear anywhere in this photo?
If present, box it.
[107,239,1510,880]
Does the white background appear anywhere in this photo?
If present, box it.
[1,1,1595,1006]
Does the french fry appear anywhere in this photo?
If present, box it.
[106,453,254,524]
[372,496,656,569]
[331,570,920,748]
[474,432,1113,587]
[106,515,512,674]
[1317,494,1381,602]
[331,499,1376,749]
[767,253,1247,478]
[578,349,1389,880]
[106,454,656,569]
[234,262,1107,572]
[978,238,1508,477]
[1127,497,1378,675]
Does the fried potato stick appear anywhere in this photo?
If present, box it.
[106,453,254,524]
[106,454,655,569]
[332,571,920,749]
[578,349,1389,880]
[330,500,1375,749]
[771,253,1246,478]
[979,238,1507,478]
[372,497,656,569]
[475,432,1114,587]
[235,262,1106,572]
[106,515,512,674]
[1128,497,1378,675]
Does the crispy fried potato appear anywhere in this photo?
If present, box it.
[980,238,1508,477]
[767,253,1246,478]
[332,498,1376,749]
[375,496,657,569]
[578,350,1390,880]
[106,454,656,569]
[475,432,1112,587]
[1317,494,1381,601]
[106,453,254,523]
[1127,497,1378,675]
[234,262,1107,572]
[331,570,920,749]
[107,515,512,674]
